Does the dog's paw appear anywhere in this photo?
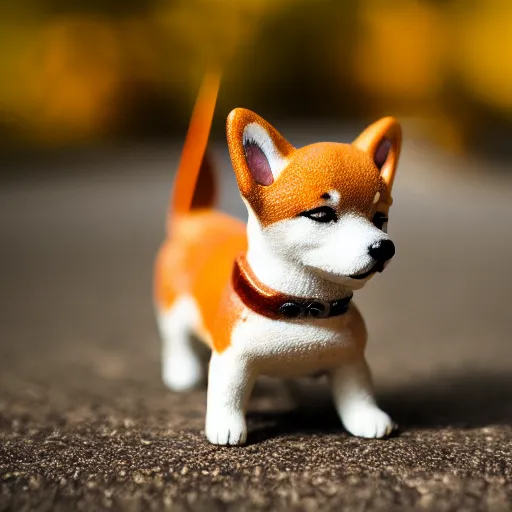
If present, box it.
[342,404,396,439]
[162,358,203,392]
[205,413,247,446]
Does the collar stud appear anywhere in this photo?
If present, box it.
[306,301,328,318]
[279,302,302,318]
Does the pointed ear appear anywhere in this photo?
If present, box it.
[226,108,295,198]
[353,117,402,192]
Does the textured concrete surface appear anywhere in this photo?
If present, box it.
[1,130,512,511]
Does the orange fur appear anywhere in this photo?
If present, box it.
[154,210,246,352]
[169,73,220,221]
[227,109,401,226]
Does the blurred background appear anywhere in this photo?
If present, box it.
[0,0,511,157]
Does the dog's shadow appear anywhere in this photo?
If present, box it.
[246,371,512,444]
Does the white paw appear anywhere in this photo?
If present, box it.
[341,404,396,439]
[205,413,247,446]
[162,358,203,392]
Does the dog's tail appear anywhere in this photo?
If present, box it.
[168,73,221,229]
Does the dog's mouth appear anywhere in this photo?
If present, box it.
[350,261,385,280]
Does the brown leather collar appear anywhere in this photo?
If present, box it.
[232,254,353,320]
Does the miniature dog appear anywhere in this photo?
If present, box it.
[154,75,402,445]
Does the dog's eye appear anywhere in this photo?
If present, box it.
[300,206,337,223]
[372,212,388,233]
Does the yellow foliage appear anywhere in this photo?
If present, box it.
[452,0,512,112]
[0,0,510,149]
[152,0,283,70]
[23,18,123,143]
[354,0,446,100]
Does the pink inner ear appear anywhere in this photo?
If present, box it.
[244,141,274,186]
[374,137,392,170]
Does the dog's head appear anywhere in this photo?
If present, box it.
[226,109,401,290]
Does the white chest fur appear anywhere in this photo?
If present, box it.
[229,304,366,378]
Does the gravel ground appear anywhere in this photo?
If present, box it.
[1,129,512,511]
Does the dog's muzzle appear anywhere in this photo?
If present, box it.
[350,239,395,280]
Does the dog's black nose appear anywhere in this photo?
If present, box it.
[368,239,395,262]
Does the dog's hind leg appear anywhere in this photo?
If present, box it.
[157,295,207,391]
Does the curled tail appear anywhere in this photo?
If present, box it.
[168,73,221,227]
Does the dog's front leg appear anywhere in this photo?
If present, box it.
[329,356,396,438]
[205,351,256,446]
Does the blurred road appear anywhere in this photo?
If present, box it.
[1,128,512,511]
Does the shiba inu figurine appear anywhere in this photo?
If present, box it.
[154,74,402,445]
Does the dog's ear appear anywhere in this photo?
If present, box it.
[226,108,295,198]
[353,117,402,192]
